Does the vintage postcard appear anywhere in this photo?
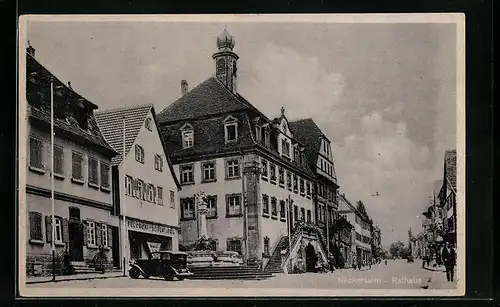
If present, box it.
[17,14,465,297]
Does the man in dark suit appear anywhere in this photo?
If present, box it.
[441,241,456,282]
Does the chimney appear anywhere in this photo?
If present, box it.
[68,81,72,89]
[181,80,188,96]
[27,41,35,57]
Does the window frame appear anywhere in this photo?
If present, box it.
[180,198,195,220]
[226,193,242,217]
[53,144,64,177]
[225,159,241,180]
[29,211,43,242]
[100,161,110,190]
[71,151,84,183]
[278,166,285,187]
[181,130,194,149]
[87,156,99,187]
[135,144,145,163]
[262,194,269,216]
[270,197,278,218]
[201,161,216,183]
[269,162,277,183]
[157,186,164,206]
[29,136,44,172]
[206,195,218,219]
[224,122,238,143]
[168,190,174,208]
[125,175,133,196]
[87,221,96,247]
[279,200,286,220]
[261,159,268,180]
[226,239,242,255]
[154,154,163,172]
[101,224,108,247]
[180,164,195,185]
[54,217,63,243]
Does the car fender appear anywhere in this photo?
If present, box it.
[129,263,146,275]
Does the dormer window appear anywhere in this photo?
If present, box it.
[255,125,262,142]
[281,139,290,157]
[293,148,299,162]
[223,115,238,143]
[180,123,194,149]
[145,117,152,131]
[263,125,270,147]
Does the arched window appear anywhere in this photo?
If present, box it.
[216,58,226,75]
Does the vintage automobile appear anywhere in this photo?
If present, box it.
[128,251,193,281]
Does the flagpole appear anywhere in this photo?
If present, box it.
[122,115,127,277]
[50,79,56,282]
[288,195,292,272]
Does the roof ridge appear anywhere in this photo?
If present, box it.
[96,103,153,115]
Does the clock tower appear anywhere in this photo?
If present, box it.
[212,28,239,93]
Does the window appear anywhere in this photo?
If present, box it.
[207,196,217,218]
[154,154,163,172]
[294,205,298,222]
[54,217,63,243]
[269,163,276,182]
[72,151,84,181]
[300,208,305,222]
[293,174,298,192]
[125,175,133,195]
[169,190,174,208]
[226,194,242,217]
[264,237,270,256]
[180,165,194,184]
[101,224,108,247]
[87,221,96,246]
[271,197,277,217]
[88,157,99,186]
[182,130,194,149]
[280,200,286,219]
[262,194,269,215]
[29,212,43,241]
[225,123,238,143]
[135,145,145,163]
[202,162,216,182]
[135,179,144,200]
[147,184,156,202]
[287,171,292,189]
[53,145,64,175]
[307,210,311,223]
[29,137,44,169]
[306,182,311,196]
[145,117,152,131]
[157,187,164,205]
[100,162,110,189]
[281,139,290,157]
[264,129,270,146]
[181,198,195,219]
[255,125,262,142]
[261,159,268,179]
[227,239,242,255]
[278,167,285,186]
[300,178,305,195]
[226,159,240,179]
[294,148,299,162]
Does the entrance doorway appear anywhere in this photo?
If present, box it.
[111,226,120,268]
[305,243,317,272]
[68,207,83,262]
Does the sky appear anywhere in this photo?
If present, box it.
[25,19,457,247]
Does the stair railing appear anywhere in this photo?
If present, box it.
[264,234,287,270]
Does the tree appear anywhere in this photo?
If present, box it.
[389,241,405,258]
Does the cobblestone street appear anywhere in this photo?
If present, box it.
[27,260,457,290]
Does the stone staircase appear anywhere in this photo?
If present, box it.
[71,261,120,275]
[264,236,289,273]
[188,266,274,280]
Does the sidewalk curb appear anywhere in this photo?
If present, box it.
[26,274,126,285]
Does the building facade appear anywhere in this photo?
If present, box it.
[95,105,181,268]
[24,45,119,276]
[338,193,372,266]
[157,29,327,270]
[438,149,457,247]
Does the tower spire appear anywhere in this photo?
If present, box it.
[213,28,239,93]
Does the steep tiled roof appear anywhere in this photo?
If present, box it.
[289,118,336,181]
[26,53,117,156]
[157,77,250,123]
[95,104,152,165]
[444,149,457,191]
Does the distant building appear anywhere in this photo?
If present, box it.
[438,149,457,246]
[338,193,372,266]
[24,45,119,276]
[95,105,181,268]
[157,29,327,272]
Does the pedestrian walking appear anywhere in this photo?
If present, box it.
[441,241,456,282]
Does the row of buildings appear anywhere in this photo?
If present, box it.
[410,149,457,260]
[23,30,382,276]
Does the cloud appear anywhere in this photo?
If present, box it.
[241,42,345,122]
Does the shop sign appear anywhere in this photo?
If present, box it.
[147,242,162,253]
[127,218,177,236]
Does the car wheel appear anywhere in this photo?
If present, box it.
[129,268,141,279]
[164,274,174,281]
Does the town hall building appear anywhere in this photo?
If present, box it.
[157,29,329,272]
